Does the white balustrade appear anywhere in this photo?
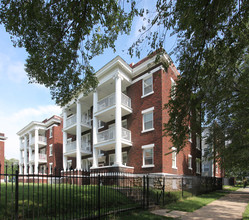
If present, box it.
[66,140,76,152]
[121,93,131,108]
[66,114,76,128]
[122,127,131,142]
[81,116,91,127]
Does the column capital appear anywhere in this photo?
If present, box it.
[113,72,124,81]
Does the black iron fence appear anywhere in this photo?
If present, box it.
[0,164,222,220]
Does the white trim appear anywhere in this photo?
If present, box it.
[141,128,154,133]
[141,91,154,98]
[142,143,155,149]
[172,147,177,169]
[49,144,53,156]
[142,75,153,98]
[49,163,53,174]
[132,66,163,84]
[142,165,155,168]
[188,154,192,170]
[141,107,154,114]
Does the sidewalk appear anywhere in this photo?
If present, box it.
[151,187,249,219]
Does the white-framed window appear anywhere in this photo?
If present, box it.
[49,163,53,174]
[172,147,177,169]
[49,127,53,138]
[142,107,154,133]
[49,144,53,156]
[196,134,201,150]
[188,154,192,169]
[142,144,154,168]
[142,75,153,97]
[203,164,209,172]
[170,77,176,99]
[98,120,105,129]
[122,152,127,165]
[188,127,192,142]
[67,160,72,169]
[109,154,115,166]
[196,158,201,174]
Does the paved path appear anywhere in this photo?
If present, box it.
[151,187,249,219]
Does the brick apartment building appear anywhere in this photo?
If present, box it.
[202,128,224,178]
[62,51,202,176]
[17,115,63,174]
[0,133,7,182]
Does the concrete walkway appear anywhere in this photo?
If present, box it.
[151,187,249,219]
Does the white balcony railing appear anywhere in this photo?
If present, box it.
[97,127,131,143]
[97,92,131,112]
[97,127,115,143]
[30,136,47,146]
[122,127,131,142]
[121,93,131,109]
[66,114,76,128]
[30,153,47,162]
[81,116,91,127]
[66,139,91,153]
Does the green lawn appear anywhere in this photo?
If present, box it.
[243,202,249,220]
[0,183,140,219]
[164,186,240,212]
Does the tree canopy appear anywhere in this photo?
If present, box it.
[0,0,137,106]
[131,0,249,173]
[1,0,249,173]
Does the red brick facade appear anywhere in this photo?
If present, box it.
[0,133,6,181]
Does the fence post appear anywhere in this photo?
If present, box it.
[98,174,101,219]
[146,175,149,208]
[182,177,184,198]
[162,177,165,206]
[143,176,145,209]
[15,169,19,220]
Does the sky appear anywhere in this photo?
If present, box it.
[0,1,177,160]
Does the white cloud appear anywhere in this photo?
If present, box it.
[0,53,27,83]
[0,105,61,160]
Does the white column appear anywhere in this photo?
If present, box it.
[76,100,82,170]
[114,73,123,166]
[63,110,68,170]
[19,138,23,174]
[34,128,39,174]
[92,91,99,168]
[29,132,32,164]
[24,135,28,174]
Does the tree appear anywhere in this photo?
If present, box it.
[0,0,138,106]
[130,0,249,172]
[4,158,19,181]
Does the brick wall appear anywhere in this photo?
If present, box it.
[0,135,5,180]
[46,119,63,173]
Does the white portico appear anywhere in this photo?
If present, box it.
[62,56,133,170]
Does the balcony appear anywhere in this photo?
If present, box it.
[30,136,47,147]
[95,92,132,122]
[30,153,47,163]
[64,139,92,157]
[95,127,132,150]
[64,114,92,134]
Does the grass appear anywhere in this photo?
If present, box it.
[243,202,249,220]
[164,186,240,212]
[0,183,138,219]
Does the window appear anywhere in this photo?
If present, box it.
[49,163,53,174]
[188,127,192,142]
[67,160,72,169]
[142,107,154,132]
[142,144,154,168]
[196,134,201,150]
[171,77,176,99]
[98,120,105,129]
[172,147,177,169]
[49,127,53,138]
[49,144,53,156]
[122,152,127,165]
[109,154,115,166]
[188,154,192,169]
[203,164,209,172]
[196,158,201,174]
[142,75,153,97]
